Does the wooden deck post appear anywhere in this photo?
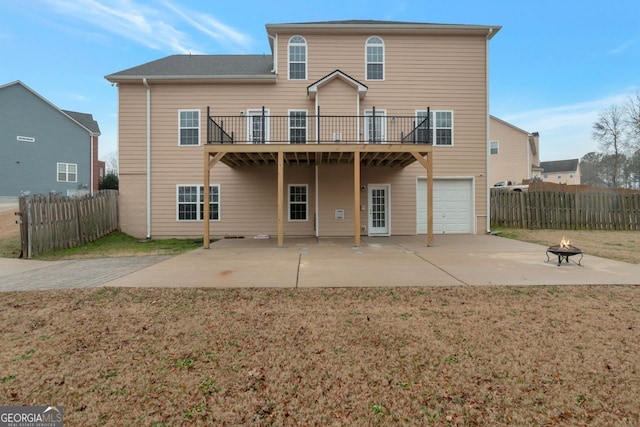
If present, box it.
[412,152,434,246]
[277,151,284,247]
[427,152,434,247]
[203,152,225,249]
[354,151,361,246]
[203,151,211,249]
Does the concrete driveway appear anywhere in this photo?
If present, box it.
[2,235,639,291]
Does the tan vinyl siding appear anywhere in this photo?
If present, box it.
[317,165,354,236]
[317,78,358,116]
[118,174,147,237]
[116,27,490,238]
[489,117,531,184]
[118,84,149,175]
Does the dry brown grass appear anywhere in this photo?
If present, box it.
[1,286,639,426]
[497,229,640,264]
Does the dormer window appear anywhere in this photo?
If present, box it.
[288,36,307,80]
[366,36,384,80]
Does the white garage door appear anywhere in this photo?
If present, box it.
[417,178,473,234]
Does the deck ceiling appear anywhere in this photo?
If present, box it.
[204,143,432,168]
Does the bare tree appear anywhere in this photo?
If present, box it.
[592,105,626,187]
[626,91,640,151]
[103,150,119,175]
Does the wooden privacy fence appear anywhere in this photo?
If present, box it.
[491,189,640,230]
[17,190,118,258]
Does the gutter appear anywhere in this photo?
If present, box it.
[143,78,151,239]
[485,27,494,234]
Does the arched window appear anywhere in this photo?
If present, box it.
[366,36,384,80]
[288,36,307,80]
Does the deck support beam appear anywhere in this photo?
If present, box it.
[203,152,226,249]
[277,151,284,247]
[412,152,434,246]
[354,151,361,247]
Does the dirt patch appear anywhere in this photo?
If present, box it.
[1,286,638,425]
[497,229,640,264]
[0,208,20,241]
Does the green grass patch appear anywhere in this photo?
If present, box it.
[0,234,21,258]
[35,231,202,260]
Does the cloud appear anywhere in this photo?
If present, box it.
[611,37,638,55]
[39,0,250,54]
[502,92,633,161]
[162,1,253,52]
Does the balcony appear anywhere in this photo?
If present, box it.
[207,107,432,145]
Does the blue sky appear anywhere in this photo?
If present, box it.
[1,0,639,163]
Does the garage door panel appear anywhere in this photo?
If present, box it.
[417,179,473,234]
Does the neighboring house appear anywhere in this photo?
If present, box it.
[539,159,581,185]
[489,115,541,185]
[105,20,501,244]
[0,81,102,196]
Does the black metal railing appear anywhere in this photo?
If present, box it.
[206,106,432,145]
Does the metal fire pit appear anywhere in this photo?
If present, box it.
[546,245,583,266]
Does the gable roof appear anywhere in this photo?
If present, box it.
[490,115,530,136]
[0,81,98,136]
[63,110,101,135]
[307,70,368,99]
[540,159,579,173]
[105,54,275,82]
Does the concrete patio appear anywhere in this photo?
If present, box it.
[2,234,639,292]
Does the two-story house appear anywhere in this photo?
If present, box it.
[489,115,541,186]
[0,81,102,196]
[106,20,500,246]
[539,159,581,185]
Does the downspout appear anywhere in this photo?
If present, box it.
[90,133,94,194]
[485,28,494,234]
[268,33,277,74]
[143,78,151,239]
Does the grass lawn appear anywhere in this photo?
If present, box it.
[2,209,639,424]
[33,231,203,260]
[1,286,639,425]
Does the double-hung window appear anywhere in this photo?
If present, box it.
[57,162,77,182]
[288,36,307,80]
[177,185,220,221]
[490,140,499,155]
[416,110,454,146]
[366,36,384,80]
[288,185,308,221]
[289,110,307,144]
[179,110,200,146]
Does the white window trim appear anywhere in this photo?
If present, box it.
[178,109,201,146]
[490,140,499,155]
[57,162,77,183]
[416,109,455,147]
[365,36,385,81]
[288,35,307,81]
[246,108,271,144]
[288,184,308,222]
[364,109,387,144]
[176,184,221,222]
[288,109,308,144]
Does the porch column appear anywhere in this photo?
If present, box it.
[203,151,226,249]
[412,152,434,247]
[277,151,284,247]
[203,151,211,249]
[427,153,434,247]
[354,151,361,246]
